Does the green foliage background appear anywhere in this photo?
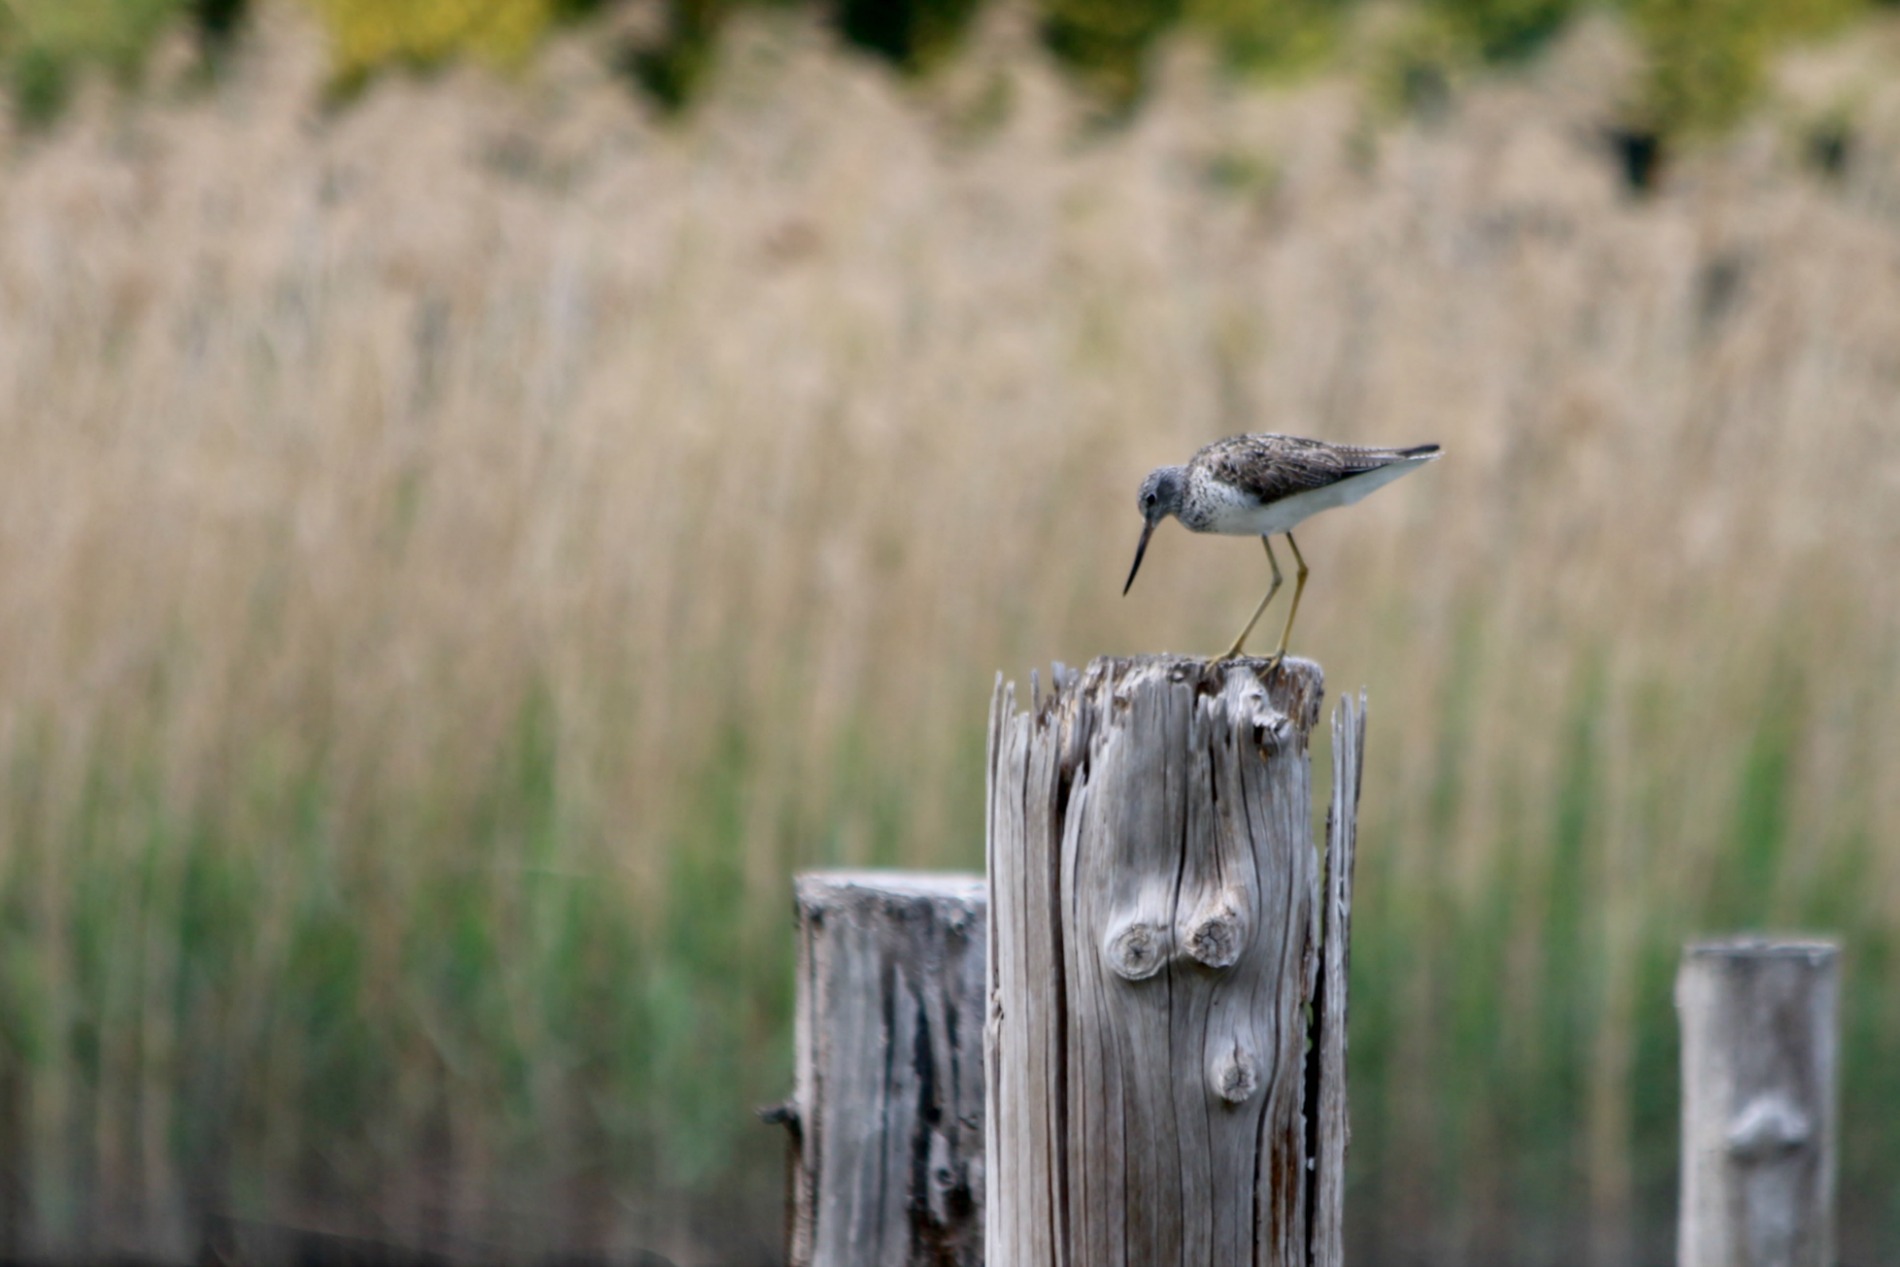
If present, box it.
[0,0,1881,131]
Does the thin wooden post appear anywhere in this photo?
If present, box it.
[1677,938,1840,1267]
[1307,689,1364,1267]
[777,871,987,1267]
[984,655,1359,1267]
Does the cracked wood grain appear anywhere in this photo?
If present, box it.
[785,871,987,1267]
[986,655,1355,1267]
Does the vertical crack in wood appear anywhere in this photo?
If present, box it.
[906,990,935,1261]
[1240,684,1275,1267]
[1048,707,1071,1267]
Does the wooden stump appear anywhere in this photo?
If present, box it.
[1677,938,1840,1267]
[984,655,1359,1267]
[782,871,987,1267]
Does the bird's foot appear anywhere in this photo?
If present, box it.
[1210,647,1286,671]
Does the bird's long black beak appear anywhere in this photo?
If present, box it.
[1123,519,1156,595]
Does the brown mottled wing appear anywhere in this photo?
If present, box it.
[1201,433,1413,504]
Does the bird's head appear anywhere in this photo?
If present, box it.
[1124,465,1185,595]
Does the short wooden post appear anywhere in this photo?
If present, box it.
[1677,938,1840,1267]
[984,655,1359,1267]
[777,871,987,1267]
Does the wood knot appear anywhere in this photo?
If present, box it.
[1211,1043,1259,1104]
[1103,919,1166,981]
[757,1100,800,1133]
[1183,902,1245,969]
[924,1131,973,1223]
[1250,702,1291,753]
[1726,1094,1812,1162]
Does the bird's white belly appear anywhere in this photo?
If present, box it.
[1198,459,1429,536]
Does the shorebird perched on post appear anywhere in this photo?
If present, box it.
[1123,433,1441,663]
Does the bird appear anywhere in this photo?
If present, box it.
[1123,433,1441,663]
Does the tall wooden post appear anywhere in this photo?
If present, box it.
[1308,687,1364,1267]
[779,871,988,1267]
[984,655,1359,1267]
[1677,938,1840,1267]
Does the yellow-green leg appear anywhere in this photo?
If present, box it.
[1264,532,1310,668]
[1221,536,1284,660]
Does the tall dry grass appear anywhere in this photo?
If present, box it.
[1,4,1899,1262]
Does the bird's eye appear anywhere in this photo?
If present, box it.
[1143,493,1156,507]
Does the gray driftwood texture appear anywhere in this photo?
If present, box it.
[784,871,987,1267]
[1677,938,1840,1267]
[1307,689,1364,1267]
[985,655,1359,1267]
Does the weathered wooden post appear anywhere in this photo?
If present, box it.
[1309,685,1363,1266]
[1677,938,1840,1267]
[775,871,988,1267]
[984,656,1362,1267]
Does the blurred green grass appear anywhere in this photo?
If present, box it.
[1,4,1899,1264]
[1,703,811,1258]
